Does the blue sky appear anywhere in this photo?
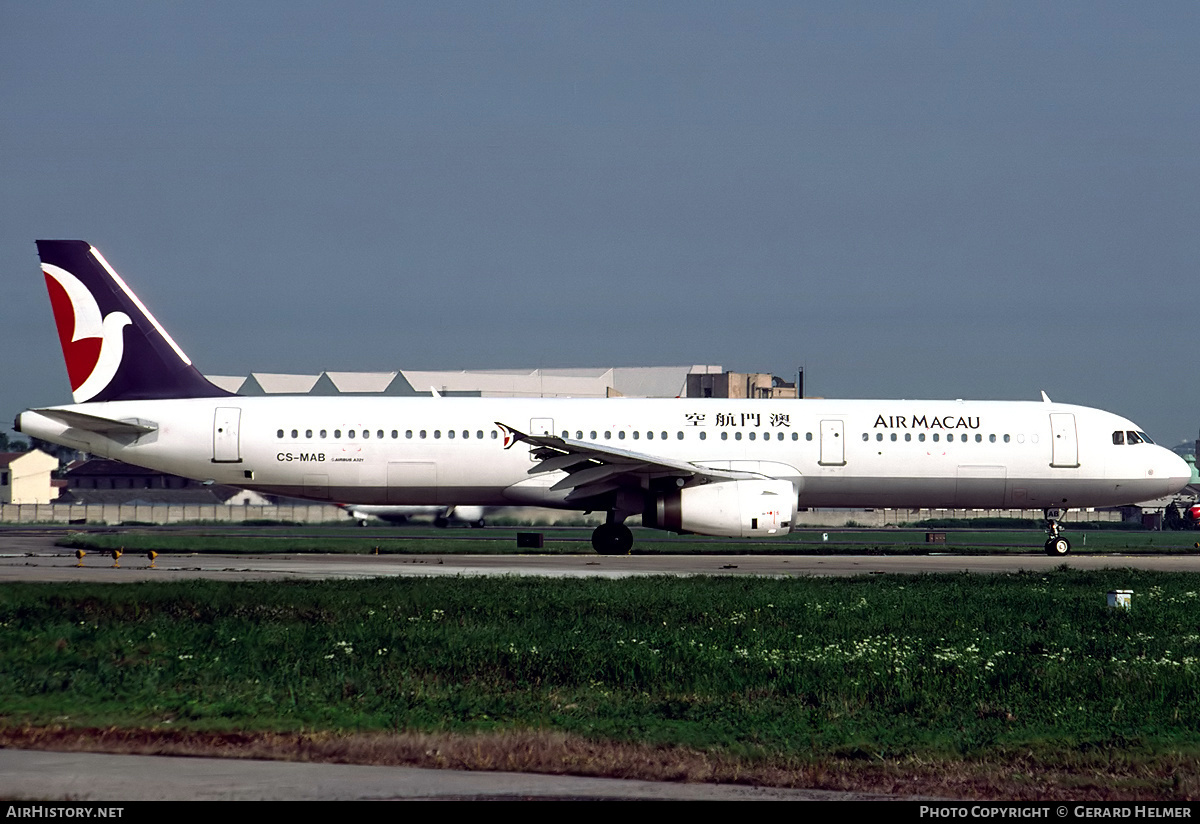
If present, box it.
[2,2,1197,446]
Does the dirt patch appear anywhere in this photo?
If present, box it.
[1,724,1196,800]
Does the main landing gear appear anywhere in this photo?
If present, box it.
[1043,508,1071,556]
[591,515,634,555]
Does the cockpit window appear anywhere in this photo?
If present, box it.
[1113,431,1125,445]
[1126,431,1142,445]
[1138,431,1154,444]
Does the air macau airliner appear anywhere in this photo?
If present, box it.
[17,241,1191,555]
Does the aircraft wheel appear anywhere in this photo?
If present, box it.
[591,523,634,555]
[1045,537,1071,556]
[471,520,486,528]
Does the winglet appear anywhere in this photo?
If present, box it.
[495,422,522,449]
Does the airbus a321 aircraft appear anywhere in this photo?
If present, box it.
[17,241,1191,555]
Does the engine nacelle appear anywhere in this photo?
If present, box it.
[644,479,797,538]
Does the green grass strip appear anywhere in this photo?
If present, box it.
[3,570,1200,768]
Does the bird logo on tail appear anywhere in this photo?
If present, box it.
[43,262,131,403]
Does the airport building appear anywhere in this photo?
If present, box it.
[204,365,800,400]
[0,450,59,504]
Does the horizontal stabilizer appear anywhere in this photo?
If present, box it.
[29,408,158,436]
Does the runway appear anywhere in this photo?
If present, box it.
[3,534,1200,582]
[0,749,919,801]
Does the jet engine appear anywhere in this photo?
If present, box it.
[644,478,797,538]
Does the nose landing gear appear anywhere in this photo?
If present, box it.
[1044,508,1071,556]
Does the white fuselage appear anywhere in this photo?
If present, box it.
[20,396,1190,514]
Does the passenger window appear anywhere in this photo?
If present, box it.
[876,433,883,441]
[989,434,996,443]
[448,430,455,439]
[618,431,625,440]
[320,429,327,438]
[306,430,313,438]
[477,431,484,439]
[349,430,356,439]
[890,433,897,441]
[362,430,369,439]
[805,432,813,441]
[379,430,385,439]
[700,431,707,440]
[276,429,284,438]
[862,433,869,441]
[434,430,441,439]
[662,432,668,440]
[721,432,728,441]
[1004,434,1010,443]
[904,433,911,442]
[748,432,756,441]
[406,430,413,439]
[919,433,926,442]
[975,434,982,442]
[677,432,684,440]
[735,432,742,441]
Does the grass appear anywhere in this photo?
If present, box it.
[3,570,1200,798]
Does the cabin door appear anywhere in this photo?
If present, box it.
[212,407,242,463]
[818,420,846,466]
[1049,413,1080,468]
[529,418,554,462]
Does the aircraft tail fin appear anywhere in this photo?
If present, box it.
[36,240,234,403]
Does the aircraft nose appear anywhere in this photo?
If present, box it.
[1157,450,1193,494]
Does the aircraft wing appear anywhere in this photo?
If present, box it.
[496,421,763,503]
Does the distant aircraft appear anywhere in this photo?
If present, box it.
[17,241,1192,555]
[340,504,491,527]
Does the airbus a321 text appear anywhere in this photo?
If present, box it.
[17,241,1191,555]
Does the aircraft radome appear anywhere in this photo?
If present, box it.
[17,241,1191,555]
